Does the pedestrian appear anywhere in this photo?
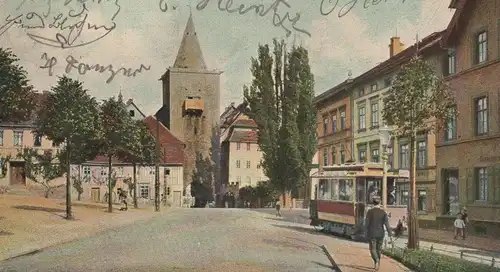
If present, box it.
[275,199,281,217]
[118,188,128,211]
[461,207,468,239]
[365,197,392,271]
[454,212,465,239]
[392,218,404,241]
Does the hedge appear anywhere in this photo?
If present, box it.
[382,246,499,272]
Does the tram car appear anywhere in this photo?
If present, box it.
[309,163,408,240]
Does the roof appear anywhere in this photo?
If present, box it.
[86,116,184,165]
[313,80,352,105]
[442,0,471,47]
[125,98,146,118]
[227,130,258,143]
[173,14,207,70]
[0,91,49,128]
[232,119,257,128]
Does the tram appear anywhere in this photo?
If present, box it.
[309,163,408,240]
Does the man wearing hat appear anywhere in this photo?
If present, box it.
[365,196,392,270]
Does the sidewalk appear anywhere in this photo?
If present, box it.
[0,195,173,261]
[323,237,412,271]
[417,228,500,252]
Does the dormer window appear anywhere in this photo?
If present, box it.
[129,110,135,117]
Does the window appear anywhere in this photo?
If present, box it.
[371,102,379,128]
[236,160,241,168]
[52,141,60,147]
[13,131,23,146]
[476,31,487,63]
[475,97,488,135]
[340,145,345,164]
[371,148,379,163]
[257,164,261,169]
[164,168,171,176]
[418,190,427,211]
[371,83,378,92]
[445,106,457,141]
[323,117,329,135]
[246,161,250,168]
[476,167,488,201]
[129,110,135,117]
[396,183,409,206]
[359,150,366,163]
[139,184,149,198]
[0,130,3,146]
[386,146,393,168]
[417,141,427,168]
[358,88,364,97]
[331,114,337,133]
[331,147,336,165]
[338,179,353,201]
[34,134,42,147]
[323,148,329,166]
[340,109,346,130]
[447,48,456,75]
[83,166,91,177]
[358,106,366,130]
[100,168,107,176]
[400,144,409,169]
[236,143,241,150]
[149,168,155,175]
[246,143,251,151]
[245,176,251,186]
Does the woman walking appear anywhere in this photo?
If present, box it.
[275,199,281,217]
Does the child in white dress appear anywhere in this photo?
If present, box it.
[454,213,465,239]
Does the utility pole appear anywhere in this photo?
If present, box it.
[155,118,160,212]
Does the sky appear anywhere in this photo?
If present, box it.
[0,0,454,116]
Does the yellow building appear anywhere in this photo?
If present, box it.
[349,34,445,220]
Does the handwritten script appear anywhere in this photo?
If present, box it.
[320,0,406,18]
[194,0,310,37]
[40,53,151,83]
[1,0,121,49]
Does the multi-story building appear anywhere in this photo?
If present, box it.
[436,0,500,235]
[0,92,64,188]
[314,80,354,169]
[350,33,444,220]
[220,118,267,193]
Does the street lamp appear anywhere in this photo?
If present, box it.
[379,125,392,209]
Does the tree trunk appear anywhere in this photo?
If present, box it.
[133,163,138,208]
[65,141,73,220]
[108,155,113,213]
[407,132,420,249]
[44,187,51,198]
[282,191,287,208]
[77,192,81,201]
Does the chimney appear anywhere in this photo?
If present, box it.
[389,37,404,57]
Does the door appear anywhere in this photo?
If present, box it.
[173,191,181,207]
[91,188,100,202]
[9,162,26,185]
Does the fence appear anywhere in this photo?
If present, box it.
[383,240,499,270]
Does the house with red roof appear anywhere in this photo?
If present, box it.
[74,116,187,207]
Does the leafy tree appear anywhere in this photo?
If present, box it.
[191,152,215,207]
[99,95,139,212]
[244,39,316,207]
[36,75,101,220]
[17,148,64,198]
[0,48,36,123]
[121,120,157,208]
[382,57,455,249]
[0,155,11,179]
[238,185,256,206]
[255,181,274,207]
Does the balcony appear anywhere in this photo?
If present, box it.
[183,98,204,116]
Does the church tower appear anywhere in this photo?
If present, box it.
[157,14,222,189]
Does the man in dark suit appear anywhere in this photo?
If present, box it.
[365,197,392,270]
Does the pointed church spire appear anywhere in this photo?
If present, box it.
[173,13,207,70]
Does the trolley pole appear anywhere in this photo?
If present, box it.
[155,118,160,212]
[382,145,388,210]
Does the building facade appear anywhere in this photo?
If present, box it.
[73,115,186,206]
[125,98,146,121]
[314,80,354,170]
[436,0,500,235]
[156,14,222,188]
[220,118,267,197]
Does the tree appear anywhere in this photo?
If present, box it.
[17,148,64,198]
[99,95,139,212]
[382,57,455,249]
[71,174,90,201]
[238,185,256,206]
[255,181,274,207]
[191,152,215,207]
[0,48,36,123]
[36,75,101,220]
[121,120,157,208]
[244,39,316,207]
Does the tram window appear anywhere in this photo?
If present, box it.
[367,179,382,203]
[339,179,353,201]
